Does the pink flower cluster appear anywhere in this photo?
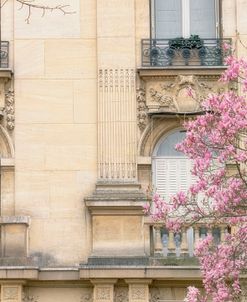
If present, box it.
[144,55,247,302]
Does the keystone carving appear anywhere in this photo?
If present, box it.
[137,87,148,131]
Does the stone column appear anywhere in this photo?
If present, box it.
[91,279,117,302]
[126,280,152,302]
[1,283,23,302]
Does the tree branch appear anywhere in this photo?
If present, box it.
[15,0,75,23]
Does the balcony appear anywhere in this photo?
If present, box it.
[141,38,231,68]
[148,222,229,265]
[0,41,9,68]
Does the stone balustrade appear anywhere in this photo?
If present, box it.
[151,224,229,258]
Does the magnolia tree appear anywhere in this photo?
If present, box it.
[144,53,247,302]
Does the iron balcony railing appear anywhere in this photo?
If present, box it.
[0,41,9,68]
[141,38,231,67]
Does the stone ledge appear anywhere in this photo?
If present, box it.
[87,257,149,266]
[79,266,201,280]
[0,267,38,279]
[0,216,30,225]
[0,69,12,79]
[138,66,227,78]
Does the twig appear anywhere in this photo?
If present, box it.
[16,0,75,23]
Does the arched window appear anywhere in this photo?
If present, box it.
[152,130,194,199]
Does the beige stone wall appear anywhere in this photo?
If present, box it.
[0,0,245,285]
[11,0,97,265]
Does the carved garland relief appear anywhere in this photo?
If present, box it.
[5,90,15,131]
[137,87,148,131]
[137,74,227,131]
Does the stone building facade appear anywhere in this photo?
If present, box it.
[0,0,245,302]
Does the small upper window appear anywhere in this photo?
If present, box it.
[154,0,218,39]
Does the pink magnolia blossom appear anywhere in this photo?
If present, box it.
[145,55,247,302]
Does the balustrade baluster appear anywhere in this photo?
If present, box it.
[154,226,163,255]
[180,228,188,255]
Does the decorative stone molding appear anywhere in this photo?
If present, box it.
[91,280,117,302]
[3,287,18,300]
[96,288,111,300]
[147,75,220,113]
[5,90,14,131]
[126,280,151,302]
[149,288,161,302]
[131,287,146,300]
[81,288,93,302]
[137,88,148,131]
[149,88,176,111]
[114,287,128,302]
[1,285,22,302]
[138,67,227,115]
[22,294,38,302]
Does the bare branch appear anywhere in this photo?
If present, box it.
[15,0,75,23]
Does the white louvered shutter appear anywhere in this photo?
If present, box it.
[154,157,194,200]
[155,0,182,39]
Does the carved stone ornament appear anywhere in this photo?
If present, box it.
[5,89,15,131]
[3,287,18,300]
[114,287,128,302]
[131,287,146,300]
[147,74,226,113]
[81,288,93,302]
[137,87,148,131]
[136,88,148,131]
[149,87,177,111]
[96,287,111,300]
[149,288,161,302]
[22,294,38,302]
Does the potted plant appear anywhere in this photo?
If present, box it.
[167,35,205,66]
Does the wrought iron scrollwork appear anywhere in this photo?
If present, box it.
[141,38,231,67]
[0,41,9,68]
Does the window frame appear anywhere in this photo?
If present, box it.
[151,0,220,39]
